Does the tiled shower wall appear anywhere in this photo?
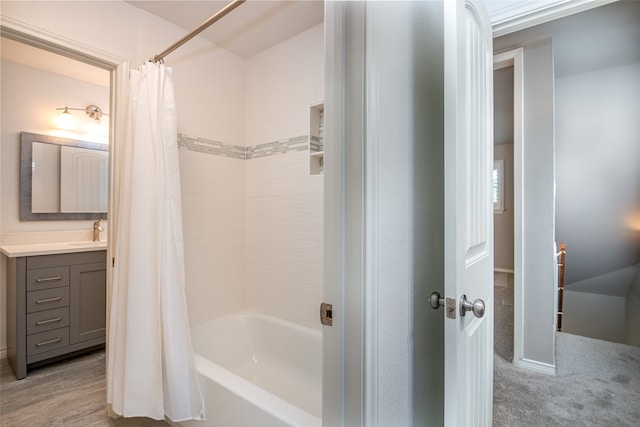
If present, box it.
[245,145,322,331]
[179,147,245,328]
[180,23,324,331]
[179,134,323,331]
[244,23,324,331]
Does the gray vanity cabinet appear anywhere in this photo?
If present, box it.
[7,250,106,379]
[69,262,107,344]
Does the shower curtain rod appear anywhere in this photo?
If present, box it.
[151,0,246,63]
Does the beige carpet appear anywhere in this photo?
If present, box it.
[494,272,514,362]
[493,273,640,426]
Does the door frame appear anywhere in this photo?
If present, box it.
[0,13,128,393]
[322,1,366,425]
[493,48,525,367]
[323,1,446,425]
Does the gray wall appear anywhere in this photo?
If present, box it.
[493,34,556,367]
[494,66,514,146]
[548,1,640,342]
[626,266,640,346]
[494,0,640,358]
[521,39,557,365]
[493,144,514,271]
[493,67,514,272]
[556,60,640,288]
[409,1,445,425]
[563,290,626,343]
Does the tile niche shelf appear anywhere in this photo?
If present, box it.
[310,102,324,175]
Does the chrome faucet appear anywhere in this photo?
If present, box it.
[93,220,103,242]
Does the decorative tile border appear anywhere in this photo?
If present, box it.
[178,134,246,159]
[310,136,323,153]
[246,136,308,159]
[178,133,310,160]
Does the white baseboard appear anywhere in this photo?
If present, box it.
[494,268,514,274]
[0,347,6,359]
[514,357,556,376]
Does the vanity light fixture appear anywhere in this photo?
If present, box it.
[55,104,109,132]
[55,106,76,130]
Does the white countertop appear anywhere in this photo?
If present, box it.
[0,240,107,257]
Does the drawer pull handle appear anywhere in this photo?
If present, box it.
[36,317,62,325]
[35,297,63,304]
[35,338,62,347]
[35,276,63,283]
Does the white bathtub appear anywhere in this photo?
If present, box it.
[179,311,322,427]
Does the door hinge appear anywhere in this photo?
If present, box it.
[320,302,333,326]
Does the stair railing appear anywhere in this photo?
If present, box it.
[557,242,566,331]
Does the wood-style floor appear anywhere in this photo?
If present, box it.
[0,350,170,427]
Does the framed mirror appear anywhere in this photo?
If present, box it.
[20,131,108,221]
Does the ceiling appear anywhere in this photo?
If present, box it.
[127,0,610,58]
[125,0,324,59]
[1,0,619,83]
[127,0,551,59]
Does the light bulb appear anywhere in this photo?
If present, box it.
[86,117,106,135]
[56,107,76,130]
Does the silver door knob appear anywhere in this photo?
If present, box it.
[429,291,444,309]
[460,294,485,318]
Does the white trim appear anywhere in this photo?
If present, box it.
[491,0,618,37]
[322,2,366,425]
[0,347,7,359]
[106,42,130,421]
[514,357,557,376]
[489,0,567,23]
[494,268,515,274]
[341,3,366,421]
[364,2,380,424]
[493,48,525,370]
[322,1,344,424]
[0,16,126,69]
[493,159,505,213]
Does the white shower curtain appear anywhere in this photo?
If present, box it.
[107,62,204,422]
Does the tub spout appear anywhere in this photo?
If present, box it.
[93,220,103,242]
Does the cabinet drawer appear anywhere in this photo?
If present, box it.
[27,288,70,313]
[26,307,70,335]
[27,266,69,292]
[27,328,69,356]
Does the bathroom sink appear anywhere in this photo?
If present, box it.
[68,241,107,247]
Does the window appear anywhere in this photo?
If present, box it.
[493,159,505,213]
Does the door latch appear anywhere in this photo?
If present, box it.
[429,291,456,319]
[320,302,333,326]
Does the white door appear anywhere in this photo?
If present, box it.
[444,0,494,426]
